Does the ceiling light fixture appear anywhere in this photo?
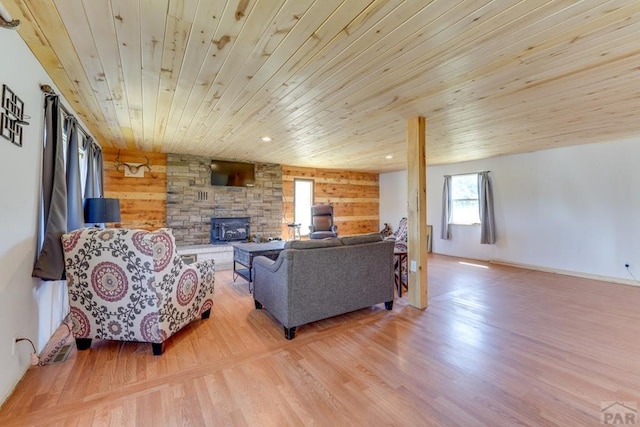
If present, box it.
[261,136,272,142]
[385,155,393,159]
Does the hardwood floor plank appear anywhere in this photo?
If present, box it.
[1,255,640,426]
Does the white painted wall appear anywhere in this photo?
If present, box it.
[379,170,408,232]
[380,137,640,283]
[0,29,88,405]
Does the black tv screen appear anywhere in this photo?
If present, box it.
[210,160,255,187]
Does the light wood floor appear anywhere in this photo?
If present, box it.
[1,254,639,426]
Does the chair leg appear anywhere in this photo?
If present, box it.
[385,301,393,310]
[75,338,92,351]
[284,326,296,340]
[151,342,165,356]
[201,308,211,319]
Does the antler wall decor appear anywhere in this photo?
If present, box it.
[114,150,152,176]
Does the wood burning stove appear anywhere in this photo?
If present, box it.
[211,217,250,244]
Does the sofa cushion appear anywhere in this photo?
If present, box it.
[340,233,383,246]
[284,238,343,250]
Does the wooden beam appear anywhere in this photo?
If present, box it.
[406,116,427,309]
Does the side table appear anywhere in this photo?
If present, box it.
[287,223,301,240]
[233,240,286,292]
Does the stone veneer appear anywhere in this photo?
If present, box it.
[167,154,283,246]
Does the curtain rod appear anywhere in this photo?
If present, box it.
[40,84,99,149]
[444,171,490,177]
[0,2,20,29]
[60,106,92,142]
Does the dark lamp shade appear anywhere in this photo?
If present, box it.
[84,198,121,223]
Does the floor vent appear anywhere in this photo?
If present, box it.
[49,343,73,364]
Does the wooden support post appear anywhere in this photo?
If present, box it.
[407,117,427,309]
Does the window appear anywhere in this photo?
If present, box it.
[62,110,89,194]
[293,179,314,236]
[61,111,89,195]
[450,173,480,225]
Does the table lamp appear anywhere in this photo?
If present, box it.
[84,198,121,227]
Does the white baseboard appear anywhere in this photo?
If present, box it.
[489,259,640,288]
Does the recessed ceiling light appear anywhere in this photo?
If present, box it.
[261,136,272,142]
[385,154,393,159]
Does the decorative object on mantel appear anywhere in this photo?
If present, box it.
[84,197,121,227]
[1,84,29,147]
[0,3,20,29]
[114,150,151,177]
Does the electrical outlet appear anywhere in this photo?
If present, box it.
[11,336,16,356]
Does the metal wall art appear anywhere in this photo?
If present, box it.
[1,84,26,147]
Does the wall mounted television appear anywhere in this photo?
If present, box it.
[210,159,255,187]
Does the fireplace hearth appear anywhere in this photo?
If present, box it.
[211,217,250,244]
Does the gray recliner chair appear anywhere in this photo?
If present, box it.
[309,204,338,239]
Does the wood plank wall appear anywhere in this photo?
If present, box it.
[102,155,378,235]
[281,166,379,238]
[103,148,167,230]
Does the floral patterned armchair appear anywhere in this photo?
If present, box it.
[385,217,408,253]
[61,227,215,355]
[385,218,408,291]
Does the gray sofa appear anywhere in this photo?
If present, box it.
[252,233,395,339]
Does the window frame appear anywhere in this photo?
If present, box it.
[450,173,480,226]
[61,110,89,195]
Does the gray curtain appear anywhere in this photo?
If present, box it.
[65,117,84,232]
[33,95,67,280]
[440,175,452,240]
[478,171,496,244]
[83,137,103,199]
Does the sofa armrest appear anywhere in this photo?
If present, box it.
[253,253,290,327]
[157,258,216,337]
[253,255,283,272]
[309,225,338,233]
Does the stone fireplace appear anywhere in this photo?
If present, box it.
[211,217,250,244]
[166,153,282,246]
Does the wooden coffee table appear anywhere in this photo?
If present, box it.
[233,240,286,291]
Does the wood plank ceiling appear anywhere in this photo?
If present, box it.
[4,0,640,172]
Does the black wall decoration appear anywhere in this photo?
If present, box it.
[1,84,26,147]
